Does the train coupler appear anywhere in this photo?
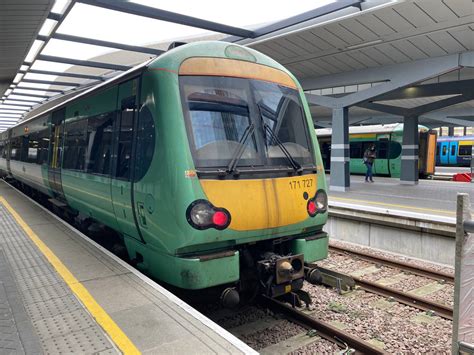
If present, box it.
[280,289,312,308]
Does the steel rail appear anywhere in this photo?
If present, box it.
[260,295,387,355]
[352,275,453,320]
[329,245,454,284]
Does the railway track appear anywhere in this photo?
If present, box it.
[321,245,454,320]
[329,245,454,284]
[259,295,387,355]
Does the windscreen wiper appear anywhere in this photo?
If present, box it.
[255,102,303,174]
[227,123,255,175]
[263,123,303,174]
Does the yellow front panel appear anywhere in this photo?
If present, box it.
[200,174,317,231]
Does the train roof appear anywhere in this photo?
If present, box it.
[437,135,474,142]
[7,41,291,133]
[314,123,429,137]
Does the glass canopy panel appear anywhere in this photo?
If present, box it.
[57,3,220,49]
[31,60,112,76]
[131,0,336,29]
[3,100,38,106]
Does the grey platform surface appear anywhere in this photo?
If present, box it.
[0,181,254,355]
[328,175,474,218]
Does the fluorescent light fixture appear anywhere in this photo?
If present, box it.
[39,18,57,36]
[25,40,45,63]
[13,74,24,84]
[346,39,383,50]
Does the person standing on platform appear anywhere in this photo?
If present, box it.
[363,144,376,182]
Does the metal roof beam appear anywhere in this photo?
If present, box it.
[15,86,63,93]
[0,108,27,112]
[253,0,361,37]
[410,93,474,117]
[358,102,406,116]
[35,54,131,71]
[22,78,81,87]
[371,80,474,101]
[2,98,42,104]
[39,33,164,56]
[77,0,255,38]
[0,103,32,107]
[20,69,105,81]
[8,92,51,99]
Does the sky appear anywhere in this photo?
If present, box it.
[1,0,335,129]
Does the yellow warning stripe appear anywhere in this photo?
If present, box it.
[330,196,456,216]
[0,196,140,355]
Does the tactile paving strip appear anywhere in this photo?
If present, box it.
[0,203,119,354]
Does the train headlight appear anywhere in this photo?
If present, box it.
[315,190,328,213]
[186,200,231,230]
[307,190,327,217]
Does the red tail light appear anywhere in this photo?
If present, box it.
[212,211,229,227]
[307,200,317,216]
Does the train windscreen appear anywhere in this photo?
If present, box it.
[180,76,314,171]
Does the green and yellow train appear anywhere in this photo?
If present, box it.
[0,41,328,305]
[316,124,437,178]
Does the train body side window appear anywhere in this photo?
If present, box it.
[388,141,402,159]
[350,142,362,158]
[134,105,155,181]
[116,98,135,180]
[10,137,21,161]
[63,119,87,171]
[86,112,114,175]
[377,140,388,159]
[459,145,472,156]
[20,136,29,162]
[27,133,39,163]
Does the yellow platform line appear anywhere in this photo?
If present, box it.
[0,196,140,355]
[330,196,456,216]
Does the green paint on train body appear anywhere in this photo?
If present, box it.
[0,41,329,290]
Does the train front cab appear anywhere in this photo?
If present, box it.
[123,44,329,299]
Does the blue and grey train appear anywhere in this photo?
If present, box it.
[436,136,473,167]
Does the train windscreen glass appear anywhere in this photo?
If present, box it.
[180,76,314,170]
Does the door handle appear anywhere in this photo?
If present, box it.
[137,202,147,227]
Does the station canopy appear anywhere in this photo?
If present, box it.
[0,0,473,132]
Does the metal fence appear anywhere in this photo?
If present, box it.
[453,193,474,354]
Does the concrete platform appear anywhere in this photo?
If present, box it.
[0,180,256,355]
[328,175,474,218]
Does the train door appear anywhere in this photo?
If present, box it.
[6,131,11,174]
[374,138,389,175]
[440,142,449,165]
[48,108,65,199]
[448,141,458,165]
[111,78,143,241]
